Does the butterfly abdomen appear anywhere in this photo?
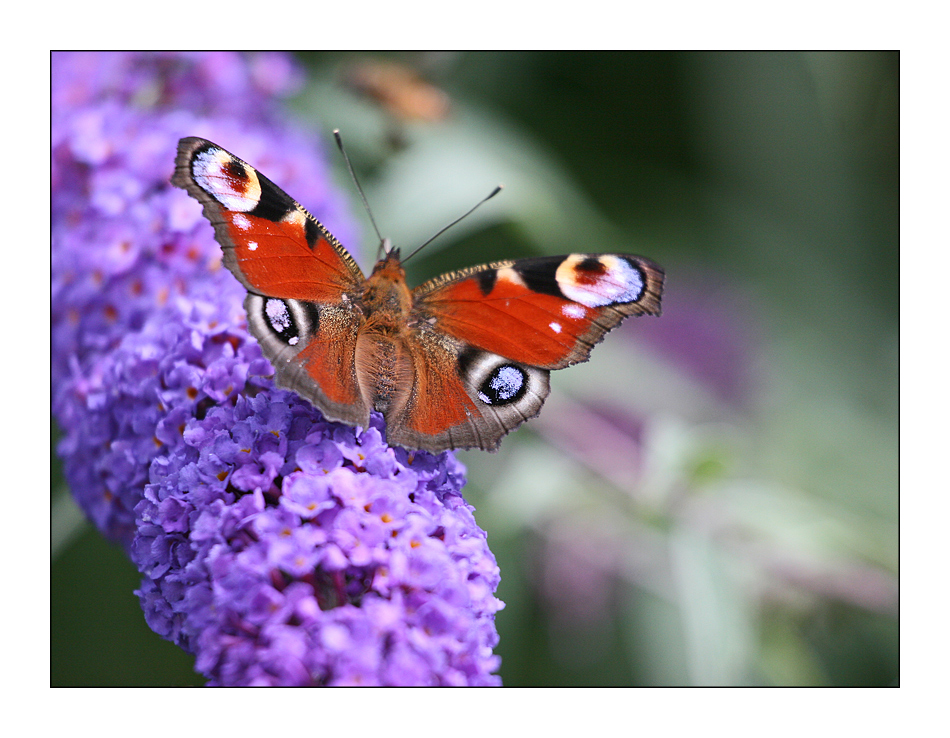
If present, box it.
[359,251,413,330]
[354,331,414,415]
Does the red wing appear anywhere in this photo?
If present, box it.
[383,332,551,453]
[244,294,370,427]
[413,253,664,370]
[172,137,364,301]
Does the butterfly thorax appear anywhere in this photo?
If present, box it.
[360,251,413,334]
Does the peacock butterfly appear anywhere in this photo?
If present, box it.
[172,136,664,452]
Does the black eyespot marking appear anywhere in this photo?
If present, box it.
[476,269,497,296]
[576,256,607,274]
[457,346,480,379]
[262,298,303,346]
[477,365,528,406]
[248,170,294,223]
[302,301,321,329]
[224,158,249,185]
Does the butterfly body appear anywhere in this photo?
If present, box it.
[173,137,664,452]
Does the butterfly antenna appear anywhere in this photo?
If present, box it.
[402,184,504,263]
[333,130,387,257]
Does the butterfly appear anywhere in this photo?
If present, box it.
[172,136,664,452]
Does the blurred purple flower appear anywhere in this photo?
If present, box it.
[631,271,761,409]
[52,51,302,120]
[52,52,503,686]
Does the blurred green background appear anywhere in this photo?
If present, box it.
[51,51,898,686]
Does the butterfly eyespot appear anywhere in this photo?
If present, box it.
[555,254,645,307]
[265,298,294,334]
[192,146,263,213]
[477,365,528,406]
[248,295,317,350]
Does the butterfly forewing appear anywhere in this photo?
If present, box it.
[413,253,664,370]
[172,137,364,301]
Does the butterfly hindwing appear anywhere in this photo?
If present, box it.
[173,138,371,427]
[381,326,551,451]
[244,293,369,427]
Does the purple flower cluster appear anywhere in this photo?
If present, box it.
[52,51,303,120]
[52,52,503,685]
